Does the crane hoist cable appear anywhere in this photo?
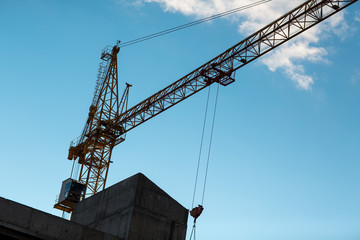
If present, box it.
[191,87,211,209]
[201,83,220,206]
[191,83,221,207]
[119,0,272,48]
[189,83,220,240]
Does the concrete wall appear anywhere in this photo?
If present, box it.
[72,173,188,240]
[0,197,122,240]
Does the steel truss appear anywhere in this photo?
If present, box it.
[68,46,124,197]
[68,0,357,200]
[112,0,357,137]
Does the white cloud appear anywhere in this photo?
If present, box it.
[143,0,232,16]
[356,11,360,22]
[138,0,349,90]
[261,33,328,90]
[324,12,350,40]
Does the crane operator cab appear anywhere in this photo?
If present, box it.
[54,178,86,213]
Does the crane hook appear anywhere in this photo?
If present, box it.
[190,205,204,220]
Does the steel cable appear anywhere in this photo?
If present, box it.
[201,83,220,205]
[191,87,211,209]
[119,0,272,48]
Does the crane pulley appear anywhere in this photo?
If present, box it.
[54,0,358,213]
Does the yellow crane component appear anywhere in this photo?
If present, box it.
[54,0,358,213]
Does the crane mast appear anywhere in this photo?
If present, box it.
[66,45,130,197]
[55,0,358,213]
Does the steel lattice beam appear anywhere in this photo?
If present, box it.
[110,0,357,141]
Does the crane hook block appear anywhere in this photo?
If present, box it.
[190,205,204,219]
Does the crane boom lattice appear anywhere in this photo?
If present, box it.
[55,0,358,213]
[109,0,357,137]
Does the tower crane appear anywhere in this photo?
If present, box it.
[54,0,358,213]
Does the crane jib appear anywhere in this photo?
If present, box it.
[110,0,357,141]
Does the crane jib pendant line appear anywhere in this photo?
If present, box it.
[54,0,358,213]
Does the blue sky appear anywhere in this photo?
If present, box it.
[0,0,359,239]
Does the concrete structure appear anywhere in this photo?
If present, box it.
[0,173,188,240]
[0,197,122,240]
[72,173,188,240]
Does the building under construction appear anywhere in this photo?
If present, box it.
[0,173,188,240]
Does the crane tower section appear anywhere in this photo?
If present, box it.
[68,46,124,195]
[55,45,131,213]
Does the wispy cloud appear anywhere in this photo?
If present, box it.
[143,0,235,16]
[116,0,144,7]
[261,31,328,90]
[135,0,350,90]
[356,10,360,22]
[350,69,360,85]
